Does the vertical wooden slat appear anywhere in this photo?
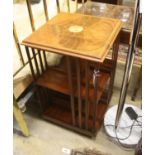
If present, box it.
[85,61,89,130]
[92,67,100,132]
[43,0,49,21]
[35,86,44,114]
[32,48,40,76]
[13,23,25,66]
[66,56,75,126]
[25,46,36,80]
[107,35,120,104]
[112,35,120,67]
[38,50,44,73]
[66,0,70,12]
[56,0,60,13]
[43,51,48,69]
[76,59,82,128]
[42,0,48,70]
[26,0,35,31]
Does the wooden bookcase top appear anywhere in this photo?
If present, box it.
[22,12,122,62]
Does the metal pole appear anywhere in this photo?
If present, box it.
[56,0,60,13]
[26,0,35,31]
[115,0,142,129]
[13,23,25,66]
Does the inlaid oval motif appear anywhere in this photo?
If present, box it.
[68,25,84,33]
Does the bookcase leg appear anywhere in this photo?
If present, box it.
[84,61,90,130]
[67,56,76,126]
[25,46,36,81]
[76,59,82,128]
[107,34,120,104]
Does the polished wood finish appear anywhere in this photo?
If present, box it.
[78,1,133,30]
[107,34,119,103]
[22,13,122,62]
[77,1,142,46]
[25,47,36,80]
[42,51,48,69]
[76,59,82,128]
[22,12,121,136]
[35,61,110,101]
[38,50,44,73]
[32,48,40,76]
[85,61,89,129]
[66,56,76,125]
[40,89,108,136]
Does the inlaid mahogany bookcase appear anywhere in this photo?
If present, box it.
[21,5,122,136]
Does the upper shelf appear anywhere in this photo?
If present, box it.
[36,67,110,101]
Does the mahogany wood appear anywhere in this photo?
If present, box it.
[35,64,110,100]
[38,50,44,73]
[85,61,89,129]
[41,89,108,134]
[32,48,40,76]
[22,13,122,62]
[25,47,36,80]
[67,56,76,125]
[42,51,48,69]
[22,12,121,136]
[77,1,142,47]
[76,59,82,128]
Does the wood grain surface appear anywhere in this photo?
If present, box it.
[77,1,142,46]
[22,12,122,62]
[78,1,134,31]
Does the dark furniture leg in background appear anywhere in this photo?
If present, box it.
[131,65,142,101]
[91,0,119,5]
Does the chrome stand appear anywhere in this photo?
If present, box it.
[115,0,142,129]
[104,1,142,147]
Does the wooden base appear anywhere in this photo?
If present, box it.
[40,90,108,137]
[34,57,114,136]
[36,57,111,101]
[22,9,121,137]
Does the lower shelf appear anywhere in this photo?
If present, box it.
[41,96,108,136]
[35,57,114,136]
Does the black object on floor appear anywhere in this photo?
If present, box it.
[125,107,138,120]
